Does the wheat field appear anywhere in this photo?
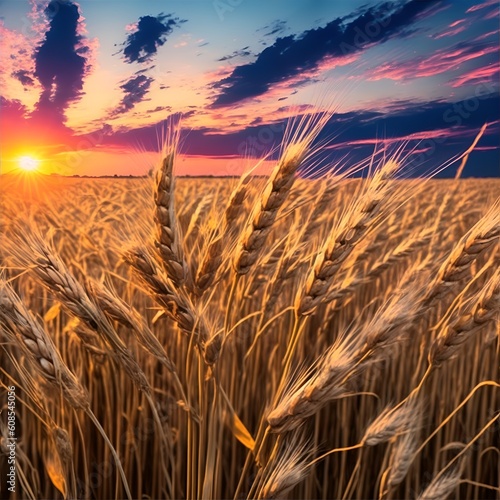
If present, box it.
[0,126,499,499]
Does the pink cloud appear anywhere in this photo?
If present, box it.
[324,126,498,152]
[366,43,498,83]
[466,0,497,13]
[473,30,499,42]
[325,129,452,150]
[484,9,499,20]
[431,25,467,39]
[450,63,500,87]
[0,21,41,102]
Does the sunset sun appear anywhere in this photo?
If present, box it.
[18,156,40,172]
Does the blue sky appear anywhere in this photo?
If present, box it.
[1,0,499,176]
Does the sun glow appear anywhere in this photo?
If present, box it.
[18,156,40,172]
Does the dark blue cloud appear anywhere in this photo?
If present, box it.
[260,20,287,37]
[122,13,185,64]
[218,47,251,62]
[33,0,89,123]
[310,94,500,178]
[12,70,35,87]
[113,75,153,115]
[212,0,446,107]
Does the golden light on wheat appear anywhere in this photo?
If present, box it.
[0,119,498,499]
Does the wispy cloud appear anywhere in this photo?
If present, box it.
[259,20,287,38]
[11,69,35,87]
[0,20,39,104]
[431,24,466,39]
[451,63,500,88]
[217,47,251,62]
[466,0,498,13]
[112,75,153,115]
[365,38,498,84]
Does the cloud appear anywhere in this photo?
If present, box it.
[217,47,251,62]
[0,96,75,158]
[0,96,28,124]
[145,105,172,114]
[97,93,499,176]
[12,70,35,87]
[450,63,500,88]
[122,13,185,64]
[259,20,287,37]
[211,0,445,107]
[431,24,466,39]
[317,95,500,177]
[365,37,498,83]
[113,74,153,115]
[0,20,40,102]
[466,0,497,13]
[33,0,91,123]
[135,65,156,75]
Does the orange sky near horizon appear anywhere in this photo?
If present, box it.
[1,149,276,177]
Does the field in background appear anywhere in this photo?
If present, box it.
[0,172,499,499]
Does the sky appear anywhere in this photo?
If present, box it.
[0,0,499,177]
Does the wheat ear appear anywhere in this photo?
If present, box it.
[193,172,253,296]
[417,466,462,500]
[235,112,332,275]
[424,199,500,306]
[13,234,152,394]
[124,245,208,342]
[154,150,190,287]
[362,398,421,446]
[269,273,425,432]
[258,436,311,499]
[87,279,177,373]
[0,281,134,499]
[429,269,500,366]
[327,229,431,305]
[297,158,400,316]
[0,280,89,411]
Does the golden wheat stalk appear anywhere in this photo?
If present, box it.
[234,112,332,275]
[87,279,177,373]
[362,398,421,446]
[327,229,432,305]
[267,332,359,433]
[124,245,208,343]
[424,199,500,306]
[297,158,400,316]
[269,270,425,433]
[429,269,500,366]
[386,431,419,488]
[154,150,191,288]
[417,465,462,500]
[258,436,311,499]
[0,280,89,410]
[193,171,254,296]
[12,234,152,395]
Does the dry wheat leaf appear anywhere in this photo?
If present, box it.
[45,455,66,497]
[229,409,255,451]
[152,309,165,324]
[44,302,61,322]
